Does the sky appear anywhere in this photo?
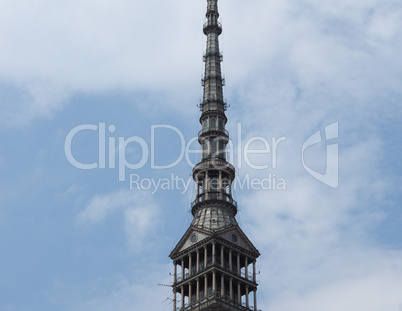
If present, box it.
[0,0,401,310]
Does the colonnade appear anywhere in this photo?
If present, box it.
[196,170,232,197]
[172,242,258,311]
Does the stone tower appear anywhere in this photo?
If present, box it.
[169,1,261,310]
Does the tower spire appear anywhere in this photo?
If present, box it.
[169,1,261,310]
[193,0,236,231]
[201,0,225,113]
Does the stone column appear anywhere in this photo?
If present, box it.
[221,275,225,297]
[253,261,256,283]
[181,285,185,310]
[204,274,208,298]
[229,250,232,272]
[246,285,249,308]
[245,257,248,280]
[212,271,216,292]
[229,278,233,301]
[196,278,200,302]
[181,259,185,281]
[173,288,177,311]
[218,171,222,193]
[237,283,241,305]
[254,289,257,311]
[212,242,216,265]
[189,254,192,277]
[220,246,224,268]
[204,246,208,268]
[196,250,200,273]
[237,253,241,275]
[189,282,192,306]
[205,171,209,196]
[174,262,177,284]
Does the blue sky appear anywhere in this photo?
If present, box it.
[1,0,402,310]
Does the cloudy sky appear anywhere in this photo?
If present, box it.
[1,0,401,310]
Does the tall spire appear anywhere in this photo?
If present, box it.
[192,0,237,231]
[169,1,261,310]
[201,0,225,113]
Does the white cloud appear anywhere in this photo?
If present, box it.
[237,126,400,310]
[76,189,160,251]
[264,254,402,311]
[0,0,401,127]
[56,183,87,199]
[68,278,168,311]
[47,264,172,311]
[1,0,401,310]
[227,3,402,308]
[0,0,206,126]
[123,202,159,250]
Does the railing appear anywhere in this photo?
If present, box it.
[199,154,227,162]
[203,21,222,34]
[175,291,261,311]
[203,52,223,62]
[198,98,228,112]
[176,261,254,284]
[176,272,189,283]
[191,192,237,208]
[201,74,225,86]
[203,21,222,29]
[241,270,254,282]
[198,128,229,137]
[221,264,254,282]
[175,258,214,282]
[193,158,235,172]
